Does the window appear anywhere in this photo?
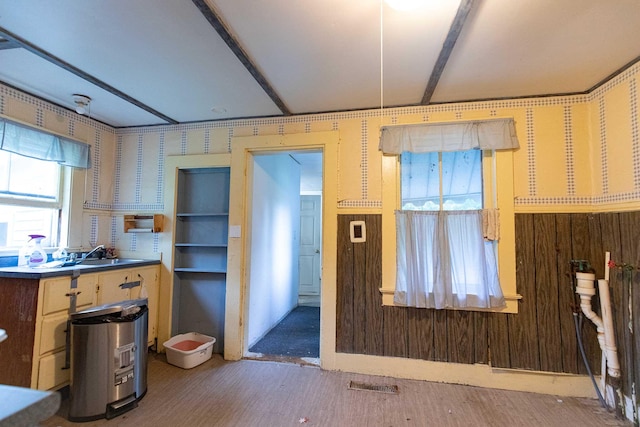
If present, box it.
[395,149,505,309]
[0,117,91,253]
[0,150,62,248]
[379,119,520,313]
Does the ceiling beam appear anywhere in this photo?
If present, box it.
[0,26,179,124]
[0,37,20,50]
[192,0,292,116]
[421,0,477,105]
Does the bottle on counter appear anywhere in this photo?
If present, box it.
[18,234,48,267]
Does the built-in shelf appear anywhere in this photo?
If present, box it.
[174,243,228,248]
[124,214,163,233]
[177,213,228,217]
[174,268,227,273]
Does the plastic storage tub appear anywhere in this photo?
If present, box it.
[163,332,216,369]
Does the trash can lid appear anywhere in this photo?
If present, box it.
[70,298,148,320]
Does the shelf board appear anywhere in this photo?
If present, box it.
[176,213,228,217]
[175,243,227,248]
[174,268,226,274]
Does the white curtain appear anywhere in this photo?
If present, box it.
[0,118,91,169]
[379,118,519,154]
[394,210,506,309]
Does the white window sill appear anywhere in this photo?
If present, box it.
[379,287,521,314]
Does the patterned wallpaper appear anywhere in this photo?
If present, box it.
[1,60,639,250]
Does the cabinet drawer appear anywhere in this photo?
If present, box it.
[42,277,72,315]
[39,304,91,355]
[42,274,96,316]
[39,312,68,355]
[38,350,69,390]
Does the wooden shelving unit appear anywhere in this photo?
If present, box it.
[124,214,163,233]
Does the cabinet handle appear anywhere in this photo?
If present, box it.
[119,280,141,289]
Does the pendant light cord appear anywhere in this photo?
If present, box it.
[380,0,384,120]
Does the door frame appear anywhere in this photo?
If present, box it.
[226,132,338,365]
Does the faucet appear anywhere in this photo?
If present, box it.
[78,245,106,263]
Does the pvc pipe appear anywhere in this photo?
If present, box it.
[598,279,620,378]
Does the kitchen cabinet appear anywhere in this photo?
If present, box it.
[96,265,159,347]
[172,167,229,354]
[31,274,97,391]
[0,262,159,391]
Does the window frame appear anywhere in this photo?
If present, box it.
[381,148,520,313]
[0,160,82,255]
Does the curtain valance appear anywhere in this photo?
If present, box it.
[379,118,520,155]
[0,118,91,169]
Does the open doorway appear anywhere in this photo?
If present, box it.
[245,150,323,362]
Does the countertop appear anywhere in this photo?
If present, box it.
[0,259,161,279]
[0,385,60,427]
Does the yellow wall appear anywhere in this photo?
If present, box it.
[2,60,640,396]
[4,62,640,242]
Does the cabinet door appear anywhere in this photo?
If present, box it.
[76,274,98,307]
[131,266,159,345]
[37,350,69,390]
[97,269,134,305]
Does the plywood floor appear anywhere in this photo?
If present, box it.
[42,352,630,426]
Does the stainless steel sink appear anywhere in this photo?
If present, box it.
[76,258,145,266]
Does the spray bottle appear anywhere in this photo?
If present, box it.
[18,234,48,267]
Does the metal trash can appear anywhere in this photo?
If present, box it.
[68,298,148,422]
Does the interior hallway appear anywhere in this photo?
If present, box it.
[248,305,320,359]
[42,353,628,427]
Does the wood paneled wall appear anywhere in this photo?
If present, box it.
[336,212,640,400]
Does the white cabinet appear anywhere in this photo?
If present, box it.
[97,266,159,346]
[32,274,97,390]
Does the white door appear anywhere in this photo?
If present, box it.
[298,195,321,295]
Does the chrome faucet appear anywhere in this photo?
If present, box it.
[79,244,106,262]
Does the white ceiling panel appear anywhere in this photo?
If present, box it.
[431,0,640,103]
[0,1,639,127]
[0,0,281,125]
[0,49,164,127]
[213,0,460,112]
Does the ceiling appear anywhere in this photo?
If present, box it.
[1,0,639,129]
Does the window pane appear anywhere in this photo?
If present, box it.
[401,149,482,211]
[0,204,58,248]
[442,150,482,210]
[401,151,439,210]
[0,150,59,200]
[0,151,61,249]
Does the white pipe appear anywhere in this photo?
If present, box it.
[575,272,604,332]
[598,278,620,378]
[574,272,606,397]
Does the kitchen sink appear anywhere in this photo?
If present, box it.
[75,258,145,266]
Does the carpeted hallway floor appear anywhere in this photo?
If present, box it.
[248,306,320,358]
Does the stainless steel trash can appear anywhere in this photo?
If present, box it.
[68,298,148,422]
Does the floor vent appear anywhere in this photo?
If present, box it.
[348,380,399,394]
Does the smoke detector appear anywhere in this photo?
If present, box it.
[72,94,91,115]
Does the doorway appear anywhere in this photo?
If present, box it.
[245,150,322,361]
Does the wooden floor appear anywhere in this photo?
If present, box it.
[42,352,630,427]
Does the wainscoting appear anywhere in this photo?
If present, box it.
[336,212,640,403]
